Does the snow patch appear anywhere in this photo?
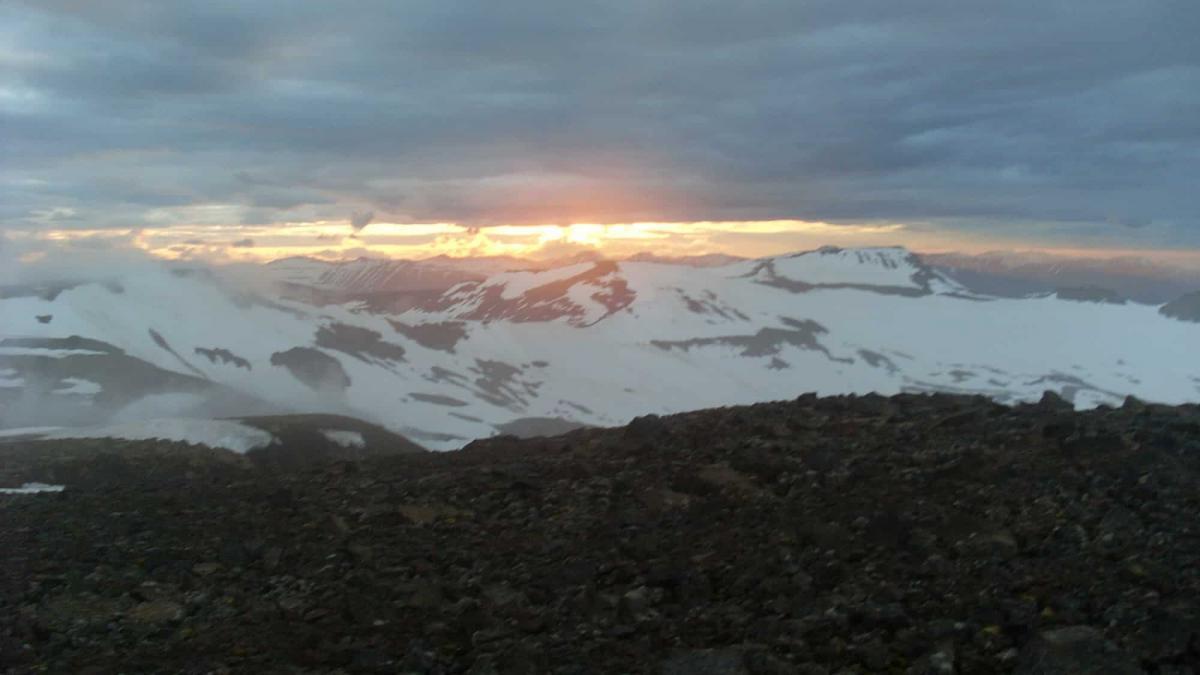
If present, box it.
[0,347,107,358]
[0,426,60,439]
[0,483,65,494]
[0,369,23,388]
[493,262,593,299]
[321,429,366,448]
[56,377,102,395]
[45,419,276,453]
[112,393,209,421]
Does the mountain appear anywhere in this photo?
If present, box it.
[3,392,1198,672]
[264,251,745,299]
[260,255,582,312]
[624,252,746,267]
[1160,290,1200,322]
[2,246,1197,449]
[925,250,1200,304]
[266,254,551,291]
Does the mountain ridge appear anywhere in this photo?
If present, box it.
[2,246,1197,449]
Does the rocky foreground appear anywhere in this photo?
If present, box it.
[2,393,1199,674]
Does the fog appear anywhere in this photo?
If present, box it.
[0,242,342,432]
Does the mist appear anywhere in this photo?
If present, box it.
[0,243,361,433]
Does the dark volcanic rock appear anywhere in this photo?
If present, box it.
[241,413,425,469]
[410,392,470,407]
[493,416,589,439]
[651,317,849,362]
[314,322,406,363]
[147,328,208,378]
[269,347,351,391]
[661,648,750,674]
[1054,286,1126,304]
[194,346,252,370]
[625,413,669,439]
[3,392,1199,673]
[387,320,469,352]
[1015,626,1143,674]
[1160,290,1200,323]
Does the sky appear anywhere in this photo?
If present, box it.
[2,1,1199,263]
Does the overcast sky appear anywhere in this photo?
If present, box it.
[3,0,1199,256]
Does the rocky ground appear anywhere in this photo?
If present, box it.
[1,392,1199,673]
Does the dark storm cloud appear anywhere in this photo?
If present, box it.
[350,211,375,231]
[1,0,1198,246]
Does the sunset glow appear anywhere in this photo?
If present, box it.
[8,219,1199,268]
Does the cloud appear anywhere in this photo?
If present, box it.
[1109,216,1152,229]
[230,238,255,248]
[524,237,601,261]
[0,236,18,285]
[350,210,374,231]
[0,233,168,285]
[1,1,1198,249]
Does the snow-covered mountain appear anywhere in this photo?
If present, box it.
[263,251,745,299]
[2,246,1197,449]
[265,255,524,292]
[925,250,1200,304]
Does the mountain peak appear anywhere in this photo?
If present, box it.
[743,245,956,295]
[799,244,914,260]
[265,255,331,267]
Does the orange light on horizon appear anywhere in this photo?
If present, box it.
[6,219,1199,268]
